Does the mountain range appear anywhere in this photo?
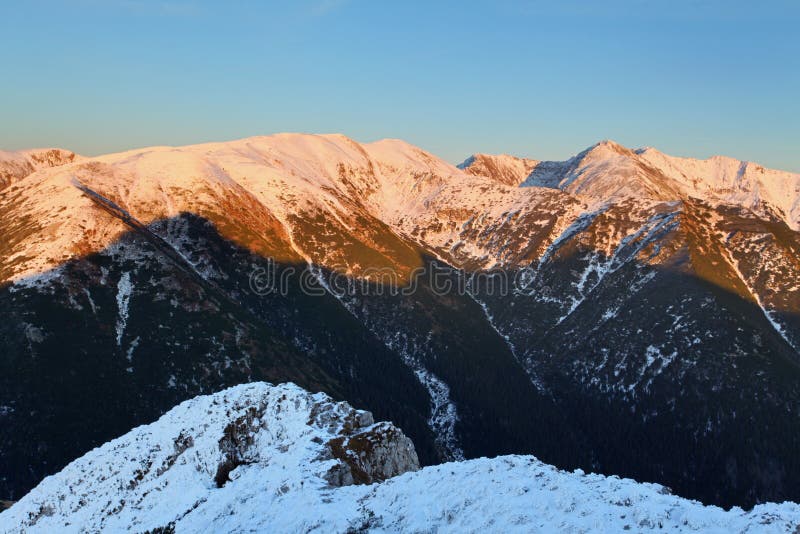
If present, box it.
[1,134,799,511]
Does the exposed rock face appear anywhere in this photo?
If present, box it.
[326,421,419,486]
[211,387,420,489]
[207,383,421,490]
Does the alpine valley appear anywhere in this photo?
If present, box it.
[1,134,799,526]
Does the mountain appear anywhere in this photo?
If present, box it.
[0,382,419,532]
[1,134,799,509]
[4,382,799,533]
[458,153,539,186]
[521,140,800,228]
[0,149,79,190]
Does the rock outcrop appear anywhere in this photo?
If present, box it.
[1,382,419,533]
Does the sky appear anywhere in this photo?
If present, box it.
[1,1,798,171]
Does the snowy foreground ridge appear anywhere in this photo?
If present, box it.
[2,384,800,533]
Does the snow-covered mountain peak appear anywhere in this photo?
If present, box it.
[3,133,798,287]
[520,140,674,207]
[635,146,800,227]
[586,139,633,156]
[519,140,800,228]
[365,138,462,178]
[0,133,468,283]
[1,382,419,533]
[458,153,540,186]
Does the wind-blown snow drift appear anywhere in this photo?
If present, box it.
[3,383,799,533]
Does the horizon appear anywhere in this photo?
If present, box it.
[1,1,798,171]
[6,132,799,174]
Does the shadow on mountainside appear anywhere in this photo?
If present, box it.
[0,212,576,502]
[0,211,799,511]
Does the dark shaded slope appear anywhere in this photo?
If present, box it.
[470,201,800,508]
[0,214,436,499]
[2,187,800,510]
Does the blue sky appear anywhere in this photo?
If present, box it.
[1,1,798,170]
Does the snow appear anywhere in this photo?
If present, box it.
[637,147,800,229]
[521,139,800,230]
[411,365,465,462]
[0,382,417,533]
[3,134,797,287]
[0,148,79,188]
[637,345,679,392]
[466,288,548,393]
[713,227,799,352]
[7,133,790,290]
[375,329,465,461]
[115,272,132,346]
[3,382,799,533]
[126,336,140,364]
[82,288,97,315]
[521,140,668,208]
[556,209,679,324]
[458,153,540,186]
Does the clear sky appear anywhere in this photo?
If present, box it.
[2,1,798,170]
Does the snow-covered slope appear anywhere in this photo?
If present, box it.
[0,382,420,533]
[0,149,79,189]
[6,134,796,283]
[0,134,468,284]
[521,140,800,229]
[3,383,799,533]
[458,153,539,186]
[636,147,800,229]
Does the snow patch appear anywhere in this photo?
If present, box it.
[115,272,132,346]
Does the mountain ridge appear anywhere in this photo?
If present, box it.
[0,148,79,190]
[1,133,799,508]
[3,382,800,533]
